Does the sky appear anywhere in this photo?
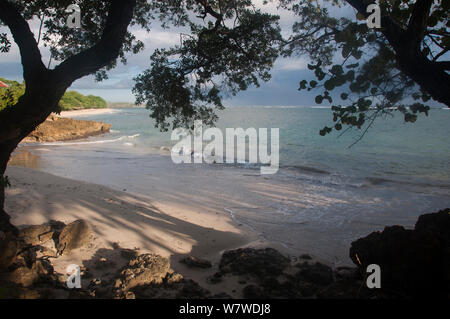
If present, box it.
[1,1,444,108]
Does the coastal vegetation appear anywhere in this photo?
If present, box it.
[0,77,106,111]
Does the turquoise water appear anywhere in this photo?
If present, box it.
[17,107,450,262]
[49,106,450,186]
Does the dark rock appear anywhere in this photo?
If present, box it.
[206,272,223,284]
[349,208,450,298]
[18,225,53,245]
[179,256,212,269]
[296,280,319,297]
[2,260,49,287]
[296,262,334,286]
[219,248,290,279]
[115,253,171,295]
[176,279,210,299]
[299,254,312,260]
[57,219,91,255]
[0,231,19,269]
[415,208,450,244]
[242,285,267,299]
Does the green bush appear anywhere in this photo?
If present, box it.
[0,78,107,111]
[0,77,25,111]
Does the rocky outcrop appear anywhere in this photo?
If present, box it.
[215,247,374,299]
[1,209,448,299]
[57,220,92,255]
[349,208,450,298]
[219,248,290,279]
[22,115,111,143]
[179,256,212,269]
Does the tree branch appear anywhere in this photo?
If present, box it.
[0,0,46,84]
[53,0,137,86]
[407,0,433,43]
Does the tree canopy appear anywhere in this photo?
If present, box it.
[0,0,448,136]
[278,0,449,141]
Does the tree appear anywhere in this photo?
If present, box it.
[279,0,449,142]
[0,78,25,111]
[0,0,281,232]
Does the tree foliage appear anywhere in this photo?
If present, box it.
[0,77,106,111]
[279,0,449,141]
[1,0,282,132]
[0,78,25,111]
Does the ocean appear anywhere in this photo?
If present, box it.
[15,106,450,265]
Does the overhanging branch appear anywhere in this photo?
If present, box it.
[0,0,46,84]
[53,0,137,85]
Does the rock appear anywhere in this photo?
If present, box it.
[179,256,212,269]
[299,254,312,260]
[166,273,184,284]
[176,279,210,299]
[115,253,171,294]
[415,208,450,244]
[295,262,334,286]
[206,272,223,284]
[0,231,19,269]
[18,224,53,245]
[349,208,450,298]
[57,220,91,255]
[296,280,319,297]
[3,260,48,287]
[219,248,290,279]
[242,285,267,299]
[22,115,112,143]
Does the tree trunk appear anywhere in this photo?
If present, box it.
[0,146,16,235]
[0,84,67,233]
[0,0,137,233]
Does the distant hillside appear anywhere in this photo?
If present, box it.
[0,77,107,111]
[107,102,142,108]
[59,91,107,111]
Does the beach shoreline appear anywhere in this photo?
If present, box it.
[59,108,117,117]
[5,165,290,297]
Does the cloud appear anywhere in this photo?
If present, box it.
[274,57,308,71]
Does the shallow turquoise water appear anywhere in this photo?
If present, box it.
[16,107,450,263]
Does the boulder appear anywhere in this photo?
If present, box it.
[57,220,91,255]
[219,248,290,279]
[295,262,334,286]
[2,260,48,287]
[114,253,171,294]
[22,116,111,143]
[0,231,19,269]
[349,208,450,298]
[179,256,212,269]
[18,224,53,245]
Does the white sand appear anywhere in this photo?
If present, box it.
[5,166,280,296]
[59,108,117,117]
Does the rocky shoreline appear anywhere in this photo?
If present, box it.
[21,115,111,143]
[0,208,448,299]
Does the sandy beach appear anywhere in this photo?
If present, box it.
[4,165,279,297]
[59,108,118,117]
